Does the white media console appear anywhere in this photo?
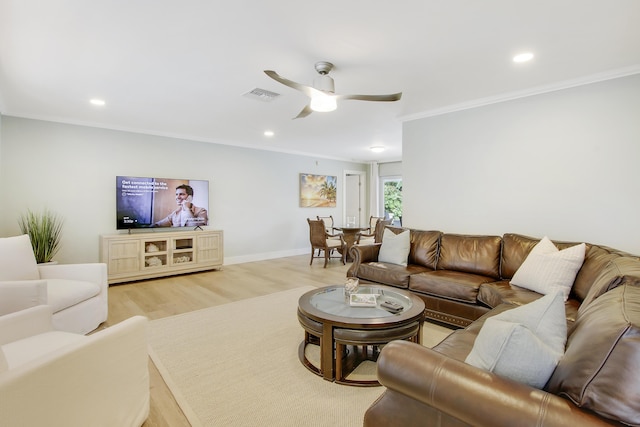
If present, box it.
[100,229,223,284]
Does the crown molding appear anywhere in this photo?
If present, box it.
[399,65,640,122]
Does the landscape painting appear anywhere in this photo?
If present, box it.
[299,173,337,207]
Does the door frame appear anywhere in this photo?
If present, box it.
[342,170,366,227]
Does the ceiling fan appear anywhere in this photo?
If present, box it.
[264,61,402,119]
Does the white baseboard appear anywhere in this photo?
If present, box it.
[223,248,308,265]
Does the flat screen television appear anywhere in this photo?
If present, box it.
[116,176,209,230]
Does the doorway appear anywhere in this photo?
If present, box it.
[343,171,366,226]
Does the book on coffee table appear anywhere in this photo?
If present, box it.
[349,293,377,307]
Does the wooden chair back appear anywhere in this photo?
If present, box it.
[317,215,335,233]
[368,216,385,232]
[308,219,329,247]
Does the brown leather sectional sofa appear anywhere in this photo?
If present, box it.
[348,230,638,328]
[349,229,640,426]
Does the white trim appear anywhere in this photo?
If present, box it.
[224,248,308,265]
[369,162,380,218]
[0,113,367,164]
[399,65,640,122]
[343,170,367,227]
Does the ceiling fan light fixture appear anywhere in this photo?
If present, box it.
[264,61,401,119]
[310,95,337,112]
[313,74,335,93]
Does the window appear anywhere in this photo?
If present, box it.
[382,177,402,226]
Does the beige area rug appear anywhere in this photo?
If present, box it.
[148,286,453,427]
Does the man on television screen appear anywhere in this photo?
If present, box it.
[153,184,208,227]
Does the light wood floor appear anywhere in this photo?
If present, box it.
[103,254,351,427]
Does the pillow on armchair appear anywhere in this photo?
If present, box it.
[0,235,39,281]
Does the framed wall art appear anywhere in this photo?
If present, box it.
[299,173,337,207]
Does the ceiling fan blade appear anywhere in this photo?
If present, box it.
[264,70,325,98]
[337,92,403,102]
[293,104,313,120]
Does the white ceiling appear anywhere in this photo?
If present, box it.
[1,1,639,163]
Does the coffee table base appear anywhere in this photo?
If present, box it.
[297,311,422,386]
[334,321,421,386]
[297,285,425,386]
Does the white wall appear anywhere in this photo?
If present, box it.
[379,161,402,177]
[403,74,640,254]
[0,117,367,264]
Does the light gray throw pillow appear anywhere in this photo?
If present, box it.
[378,229,410,266]
[465,291,567,389]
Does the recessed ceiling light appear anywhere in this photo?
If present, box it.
[264,130,274,137]
[90,98,106,106]
[513,52,534,63]
[370,146,385,153]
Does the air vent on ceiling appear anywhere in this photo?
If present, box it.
[243,88,281,102]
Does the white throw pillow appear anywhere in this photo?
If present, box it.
[465,292,567,389]
[378,229,410,266]
[511,236,586,301]
[0,235,40,281]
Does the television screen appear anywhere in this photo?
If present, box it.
[116,176,209,229]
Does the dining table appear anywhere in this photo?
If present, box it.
[334,225,368,261]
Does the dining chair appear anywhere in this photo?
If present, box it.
[317,215,339,234]
[307,219,346,267]
[366,216,385,233]
[316,215,342,255]
[356,219,392,245]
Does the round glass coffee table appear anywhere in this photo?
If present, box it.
[297,284,425,386]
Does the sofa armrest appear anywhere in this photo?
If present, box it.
[38,263,107,285]
[0,280,48,316]
[38,262,108,296]
[369,340,614,427]
[347,244,381,277]
[0,305,54,345]
[0,315,149,427]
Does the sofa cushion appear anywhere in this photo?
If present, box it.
[571,245,619,302]
[511,236,586,301]
[0,280,48,316]
[357,263,431,289]
[546,285,640,426]
[500,234,540,279]
[478,280,581,324]
[437,234,501,279]
[46,279,101,313]
[465,292,566,389]
[578,256,640,314]
[378,229,410,266]
[0,235,40,281]
[410,270,492,303]
[477,280,541,308]
[408,230,441,270]
[431,328,477,362]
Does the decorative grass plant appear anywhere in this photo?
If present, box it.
[18,209,64,263]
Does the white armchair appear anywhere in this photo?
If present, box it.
[0,305,149,427]
[0,235,108,334]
